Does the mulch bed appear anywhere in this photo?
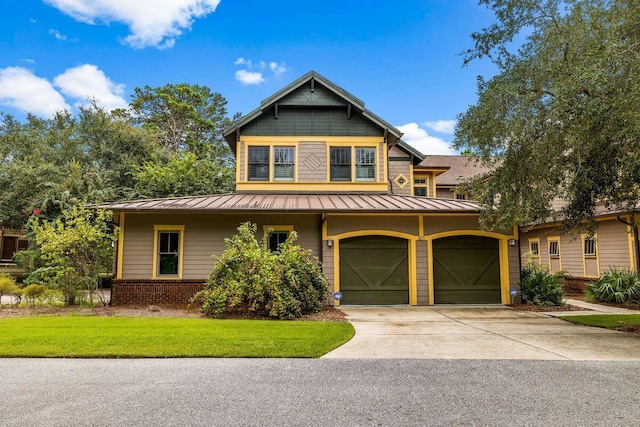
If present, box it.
[0,304,348,321]
[508,303,591,312]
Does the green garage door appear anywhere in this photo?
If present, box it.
[433,236,501,304]
[339,236,409,304]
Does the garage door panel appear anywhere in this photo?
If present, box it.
[340,236,409,304]
[433,236,501,304]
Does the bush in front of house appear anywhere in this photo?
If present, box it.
[519,265,565,306]
[0,274,22,307]
[587,268,640,304]
[191,222,329,320]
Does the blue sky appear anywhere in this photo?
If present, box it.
[0,0,499,154]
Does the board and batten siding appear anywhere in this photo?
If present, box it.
[121,213,322,280]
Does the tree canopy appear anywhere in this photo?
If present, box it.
[454,0,640,231]
[0,84,237,229]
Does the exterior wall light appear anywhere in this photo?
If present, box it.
[327,240,333,247]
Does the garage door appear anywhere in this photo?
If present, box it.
[433,236,500,304]
[339,236,409,304]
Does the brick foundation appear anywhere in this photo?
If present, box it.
[112,280,206,305]
[562,276,592,295]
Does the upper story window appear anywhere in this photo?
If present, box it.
[330,146,376,182]
[273,147,295,181]
[355,148,376,181]
[248,146,270,181]
[413,177,428,197]
[330,147,351,181]
[584,236,597,256]
[455,193,467,200]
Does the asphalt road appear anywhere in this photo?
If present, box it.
[1,359,639,426]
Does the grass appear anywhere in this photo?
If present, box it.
[0,316,354,358]
[559,314,640,332]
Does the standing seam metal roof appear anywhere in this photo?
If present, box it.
[96,193,480,213]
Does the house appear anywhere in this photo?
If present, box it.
[0,228,28,280]
[98,71,521,306]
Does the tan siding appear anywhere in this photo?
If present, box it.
[298,141,327,181]
[323,242,335,297]
[123,213,322,280]
[378,142,384,181]
[520,219,631,278]
[389,160,412,196]
[388,146,410,157]
[416,240,429,304]
[597,220,632,271]
[509,245,520,289]
[327,215,419,236]
[424,216,486,236]
[238,141,245,181]
[436,188,454,199]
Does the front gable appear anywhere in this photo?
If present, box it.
[225,71,404,193]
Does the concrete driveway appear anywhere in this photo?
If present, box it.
[323,305,640,360]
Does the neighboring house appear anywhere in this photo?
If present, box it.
[0,228,28,280]
[98,71,521,306]
[518,207,639,285]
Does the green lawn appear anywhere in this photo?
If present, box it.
[559,314,640,332]
[0,316,354,358]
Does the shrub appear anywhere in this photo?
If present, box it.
[587,268,640,304]
[22,283,47,307]
[0,274,21,306]
[191,222,329,319]
[519,265,565,306]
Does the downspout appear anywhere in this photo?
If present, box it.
[617,214,640,272]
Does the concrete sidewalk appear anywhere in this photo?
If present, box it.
[323,304,640,360]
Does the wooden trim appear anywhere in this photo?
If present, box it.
[116,212,125,279]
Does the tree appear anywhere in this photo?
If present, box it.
[29,206,117,305]
[130,83,234,160]
[454,0,640,231]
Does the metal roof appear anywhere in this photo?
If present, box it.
[97,193,480,214]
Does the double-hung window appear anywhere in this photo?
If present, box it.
[248,146,270,181]
[153,225,184,278]
[330,147,351,181]
[355,147,376,181]
[584,237,597,256]
[273,146,295,181]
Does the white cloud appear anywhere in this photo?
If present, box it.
[0,67,70,116]
[43,0,221,49]
[235,70,264,85]
[53,64,127,111]
[423,119,457,135]
[48,29,68,40]
[234,58,287,85]
[397,122,455,155]
[269,62,287,75]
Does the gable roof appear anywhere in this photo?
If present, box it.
[417,155,491,186]
[97,193,480,214]
[223,71,403,149]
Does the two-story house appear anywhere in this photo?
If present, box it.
[99,71,521,306]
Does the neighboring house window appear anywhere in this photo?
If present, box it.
[548,237,561,273]
[273,146,295,181]
[248,146,270,181]
[413,178,428,197]
[455,192,467,200]
[330,147,351,181]
[263,225,294,252]
[582,234,599,277]
[584,237,597,256]
[549,240,559,257]
[1,237,27,262]
[355,147,376,181]
[153,225,185,278]
[529,239,540,264]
